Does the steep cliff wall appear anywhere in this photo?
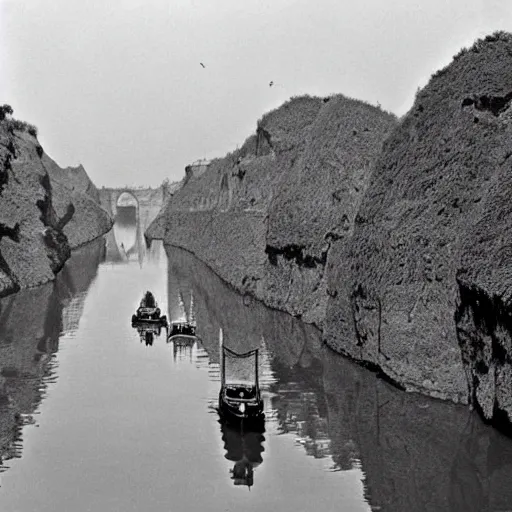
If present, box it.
[453,35,512,426]
[148,95,395,324]
[0,125,69,295]
[0,115,111,297]
[324,33,512,419]
[149,33,512,431]
[264,96,396,323]
[41,154,100,202]
[41,153,112,249]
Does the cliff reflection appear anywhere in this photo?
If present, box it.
[270,359,333,461]
[166,245,512,511]
[0,237,105,473]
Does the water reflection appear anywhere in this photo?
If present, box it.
[0,237,105,474]
[105,204,160,266]
[221,422,265,489]
[168,335,197,362]
[166,244,512,511]
[132,323,165,346]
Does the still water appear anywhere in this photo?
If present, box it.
[1,218,512,512]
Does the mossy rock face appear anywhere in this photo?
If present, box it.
[148,95,395,325]
[0,127,68,291]
[0,119,111,297]
[324,32,512,410]
[265,95,396,324]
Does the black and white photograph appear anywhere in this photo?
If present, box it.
[1,1,512,511]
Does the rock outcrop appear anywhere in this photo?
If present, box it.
[265,96,396,323]
[324,32,512,424]
[42,155,112,249]
[150,33,512,432]
[41,154,100,202]
[148,95,396,325]
[0,116,111,297]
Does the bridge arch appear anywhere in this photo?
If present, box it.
[116,190,139,209]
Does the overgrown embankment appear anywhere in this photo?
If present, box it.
[147,95,396,325]
[0,110,112,297]
[148,32,512,433]
[324,32,512,430]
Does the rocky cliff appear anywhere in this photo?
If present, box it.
[41,153,112,249]
[324,32,512,428]
[149,33,512,432]
[147,95,396,325]
[264,96,397,323]
[41,153,100,202]
[0,115,111,297]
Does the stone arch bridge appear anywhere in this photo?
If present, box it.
[98,186,169,263]
[99,186,168,223]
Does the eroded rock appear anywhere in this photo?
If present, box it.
[324,32,512,405]
[148,95,395,324]
[0,117,111,297]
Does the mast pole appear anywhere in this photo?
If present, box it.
[219,328,225,387]
[255,349,259,390]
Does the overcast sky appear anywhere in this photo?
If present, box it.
[1,0,512,187]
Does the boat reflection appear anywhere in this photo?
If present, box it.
[133,323,165,346]
[167,332,197,363]
[220,419,265,489]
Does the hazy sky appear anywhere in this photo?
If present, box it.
[1,0,512,187]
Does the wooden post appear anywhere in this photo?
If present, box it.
[219,328,225,387]
[255,349,259,390]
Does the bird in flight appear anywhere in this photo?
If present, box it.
[269,81,274,87]
[200,62,206,68]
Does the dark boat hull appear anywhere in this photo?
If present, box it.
[131,314,167,325]
[168,334,196,343]
[218,395,265,429]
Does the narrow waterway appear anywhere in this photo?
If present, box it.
[1,218,512,512]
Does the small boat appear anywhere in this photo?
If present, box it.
[167,321,197,341]
[131,291,167,325]
[167,321,198,362]
[218,329,264,426]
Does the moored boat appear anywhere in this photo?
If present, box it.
[167,321,196,341]
[131,290,168,325]
[217,329,265,427]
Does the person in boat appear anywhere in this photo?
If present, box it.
[142,290,156,308]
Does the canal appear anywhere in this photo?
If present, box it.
[1,219,512,511]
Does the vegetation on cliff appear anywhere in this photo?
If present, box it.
[0,107,111,297]
[147,94,396,325]
[147,32,512,433]
[324,32,512,431]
